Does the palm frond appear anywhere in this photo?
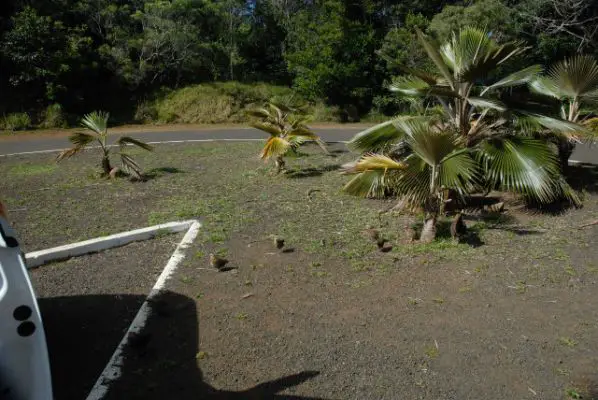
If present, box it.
[439,149,482,195]
[287,135,308,149]
[251,121,283,137]
[390,76,459,98]
[117,136,154,151]
[477,136,561,203]
[341,154,405,174]
[416,29,455,89]
[120,152,143,178]
[348,116,434,153]
[523,113,587,137]
[545,55,598,99]
[440,27,527,83]
[68,131,96,147]
[398,119,457,166]
[348,119,405,153]
[260,136,291,160]
[81,111,109,135]
[342,170,390,198]
[246,109,272,119]
[481,65,542,95]
[467,97,506,111]
[529,76,563,99]
[392,155,432,206]
[56,145,87,161]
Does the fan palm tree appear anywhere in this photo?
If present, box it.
[349,27,580,211]
[57,111,153,179]
[343,117,566,241]
[344,118,481,242]
[248,102,328,173]
[530,55,598,170]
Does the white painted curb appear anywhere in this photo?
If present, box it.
[25,220,197,268]
[86,220,201,400]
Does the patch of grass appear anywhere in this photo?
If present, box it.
[565,388,582,399]
[7,163,57,176]
[180,276,192,284]
[214,248,228,257]
[196,351,208,360]
[407,297,421,305]
[432,297,444,304]
[311,270,330,278]
[558,337,578,347]
[194,250,205,259]
[458,286,473,293]
[555,368,570,376]
[1,112,31,131]
[424,345,439,359]
[564,266,577,276]
[235,312,249,321]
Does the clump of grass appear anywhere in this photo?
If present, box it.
[558,337,578,347]
[7,163,57,177]
[311,270,330,278]
[424,344,439,359]
[566,388,582,399]
[235,312,249,320]
[39,103,68,128]
[407,297,421,305]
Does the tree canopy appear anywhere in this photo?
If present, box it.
[1,0,598,123]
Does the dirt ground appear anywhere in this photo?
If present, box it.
[3,142,598,399]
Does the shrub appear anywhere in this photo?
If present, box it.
[39,104,68,128]
[310,102,341,122]
[0,113,31,131]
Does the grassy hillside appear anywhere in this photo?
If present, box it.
[135,82,341,125]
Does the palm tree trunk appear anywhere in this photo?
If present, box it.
[275,156,286,174]
[420,213,437,243]
[101,155,112,176]
[557,139,575,172]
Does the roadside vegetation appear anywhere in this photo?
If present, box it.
[4,0,598,129]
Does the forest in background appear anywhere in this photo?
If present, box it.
[1,0,597,128]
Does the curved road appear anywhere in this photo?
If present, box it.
[0,126,596,163]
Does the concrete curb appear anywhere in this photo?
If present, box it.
[85,220,201,400]
[25,220,198,268]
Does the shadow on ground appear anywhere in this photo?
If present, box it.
[40,292,328,400]
[285,164,340,179]
[566,163,598,193]
[144,167,185,180]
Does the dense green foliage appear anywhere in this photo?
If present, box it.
[1,0,598,126]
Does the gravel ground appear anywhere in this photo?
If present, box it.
[3,142,598,399]
[29,235,182,399]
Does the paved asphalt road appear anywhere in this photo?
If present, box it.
[0,126,596,163]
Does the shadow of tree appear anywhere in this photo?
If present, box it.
[39,292,330,400]
[285,164,341,179]
[411,218,485,247]
[566,163,598,193]
[143,167,185,180]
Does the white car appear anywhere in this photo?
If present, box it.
[0,214,53,399]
